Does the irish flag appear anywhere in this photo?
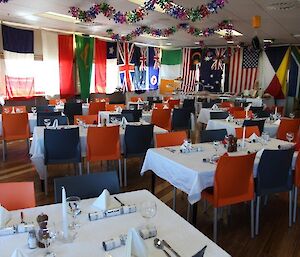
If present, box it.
[160,49,182,80]
[2,25,35,98]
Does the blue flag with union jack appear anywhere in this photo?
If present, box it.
[132,46,147,90]
[147,47,160,90]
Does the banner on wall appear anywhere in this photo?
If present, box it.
[147,47,160,90]
[181,48,198,93]
[160,49,182,80]
[132,45,147,90]
[2,25,35,98]
[288,46,300,98]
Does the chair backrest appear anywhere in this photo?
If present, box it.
[277,118,300,142]
[250,106,263,114]
[171,108,191,131]
[87,126,120,161]
[88,102,106,115]
[0,182,36,210]
[155,131,187,147]
[48,99,66,105]
[153,103,168,109]
[37,105,55,113]
[202,102,214,108]
[122,110,142,122]
[2,113,30,140]
[220,102,233,108]
[130,96,143,102]
[228,106,244,114]
[151,109,171,131]
[124,124,154,157]
[235,126,260,139]
[54,171,120,203]
[44,127,81,165]
[106,104,125,111]
[242,119,265,135]
[2,106,27,114]
[210,111,229,120]
[74,115,98,125]
[168,99,180,109]
[37,115,68,126]
[232,110,252,119]
[200,129,227,143]
[256,148,294,195]
[64,103,82,124]
[256,110,271,118]
[183,99,195,113]
[213,153,256,207]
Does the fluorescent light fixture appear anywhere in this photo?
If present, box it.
[37,11,79,23]
[141,34,168,40]
[263,39,274,43]
[194,41,200,45]
[217,29,243,37]
[166,42,172,46]
[227,40,235,44]
[293,34,300,38]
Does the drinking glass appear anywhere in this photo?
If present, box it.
[140,200,157,226]
[66,196,81,230]
[286,132,294,143]
[36,221,56,257]
[31,106,37,114]
[44,119,51,128]
[289,113,295,119]
[213,140,220,156]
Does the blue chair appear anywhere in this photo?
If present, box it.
[64,103,82,124]
[44,127,82,195]
[210,112,229,120]
[37,105,55,113]
[37,115,68,126]
[122,110,142,122]
[183,99,195,113]
[124,124,154,186]
[242,119,265,135]
[255,148,294,235]
[53,171,120,203]
[171,108,191,131]
[200,129,227,143]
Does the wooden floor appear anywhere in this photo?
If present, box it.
[1,137,300,257]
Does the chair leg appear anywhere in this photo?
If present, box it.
[87,161,90,174]
[293,187,298,223]
[44,167,48,196]
[172,187,177,211]
[124,158,127,187]
[289,190,292,227]
[27,138,30,153]
[213,207,218,242]
[255,196,261,235]
[187,203,191,222]
[78,163,82,176]
[251,200,255,238]
[2,140,6,161]
[264,195,268,206]
[203,200,208,213]
[118,159,123,187]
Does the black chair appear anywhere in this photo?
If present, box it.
[250,106,263,114]
[109,114,122,123]
[210,112,229,120]
[171,108,191,131]
[122,110,142,122]
[242,119,266,135]
[53,171,120,203]
[121,112,134,122]
[255,148,294,235]
[64,102,82,124]
[200,129,227,143]
[183,99,195,113]
[37,105,55,113]
[202,102,214,108]
[257,110,271,118]
[37,115,68,126]
[124,124,154,186]
[44,127,82,195]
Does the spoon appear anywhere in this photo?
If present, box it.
[154,238,171,257]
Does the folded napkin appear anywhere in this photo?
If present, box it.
[248,133,259,142]
[121,117,128,127]
[10,249,29,257]
[0,96,5,106]
[225,116,231,122]
[256,148,265,158]
[52,119,59,129]
[273,119,281,125]
[278,144,293,150]
[211,104,219,110]
[137,98,143,103]
[93,189,119,211]
[125,228,149,257]
[0,204,11,228]
[116,106,123,113]
[245,103,252,112]
[163,104,168,109]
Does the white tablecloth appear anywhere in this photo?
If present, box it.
[99,111,152,124]
[0,190,230,257]
[30,124,167,179]
[141,139,295,204]
[197,108,228,124]
[206,119,279,138]
[235,97,263,107]
[0,113,36,136]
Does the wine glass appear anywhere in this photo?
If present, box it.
[140,200,157,226]
[66,196,81,230]
[36,221,56,257]
[31,106,37,115]
[44,119,51,128]
[289,113,295,119]
[286,132,294,143]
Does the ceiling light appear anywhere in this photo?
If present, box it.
[37,11,78,23]
[293,34,300,38]
[166,42,172,46]
[227,41,234,44]
[141,34,169,40]
[263,39,274,43]
[216,29,243,37]
[194,42,200,45]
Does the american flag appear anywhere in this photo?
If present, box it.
[181,48,197,93]
[228,47,260,94]
[118,42,135,92]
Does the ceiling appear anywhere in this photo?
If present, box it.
[0,0,299,47]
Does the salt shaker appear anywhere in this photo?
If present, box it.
[28,230,37,249]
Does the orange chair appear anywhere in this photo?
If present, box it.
[168,99,180,109]
[130,96,143,102]
[88,102,106,115]
[86,126,122,185]
[276,118,300,142]
[293,152,300,222]
[228,106,243,114]
[232,110,253,119]
[93,97,109,103]
[153,103,168,109]
[202,153,256,242]
[106,104,125,111]
[220,102,233,108]
[163,96,172,102]
[74,115,98,125]
[2,113,30,161]
[235,126,261,139]
[48,99,66,105]
[151,109,171,131]
[2,106,27,113]
[155,131,187,148]
[0,182,36,210]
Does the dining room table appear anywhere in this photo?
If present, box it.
[0,190,230,257]
[30,123,167,180]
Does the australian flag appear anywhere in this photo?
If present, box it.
[148,47,160,90]
[132,46,147,90]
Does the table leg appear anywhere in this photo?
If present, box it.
[192,203,198,225]
[151,172,156,194]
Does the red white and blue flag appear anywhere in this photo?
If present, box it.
[147,47,160,90]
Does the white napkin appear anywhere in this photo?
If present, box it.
[0,204,11,228]
[0,96,5,106]
[249,133,259,141]
[116,106,122,113]
[245,104,252,112]
[137,98,143,103]
[273,119,281,125]
[225,116,230,122]
[243,89,249,96]
[211,104,218,110]
[93,189,119,211]
[163,104,168,109]
[256,148,264,158]
[52,119,58,128]
[10,249,29,257]
[125,228,149,257]
[121,117,128,126]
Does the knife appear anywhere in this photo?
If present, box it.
[162,240,181,257]
[192,245,207,257]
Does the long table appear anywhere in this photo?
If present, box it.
[141,139,294,205]
[30,124,167,180]
[0,190,230,257]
